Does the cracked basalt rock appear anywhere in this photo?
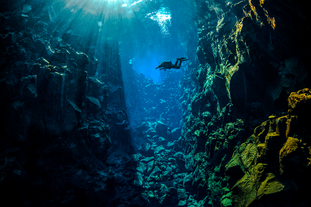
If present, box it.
[2,0,311,206]
[225,88,311,207]
[181,1,311,206]
[134,136,189,206]
[194,0,311,123]
[0,2,134,206]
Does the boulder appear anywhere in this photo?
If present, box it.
[155,121,168,138]
[86,96,101,112]
[170,127,181,140]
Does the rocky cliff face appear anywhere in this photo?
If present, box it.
[0,1,138,206]
[226,88,311,206]
[181,0,311,206]
[195,0,310,122]
[1,0,310,206]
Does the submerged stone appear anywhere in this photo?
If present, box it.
[156,121,168,138]
[226,89,311,207]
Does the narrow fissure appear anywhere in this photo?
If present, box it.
[1,0,311,206]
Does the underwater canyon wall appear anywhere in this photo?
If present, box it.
[225,88,311,206]
[1,0,311,206]
[181,0,311,206]
[0,1,141,206]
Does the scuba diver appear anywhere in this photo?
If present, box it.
[156,57,188,71]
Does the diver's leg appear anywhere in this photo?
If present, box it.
[176,59,183,68]
[175,58,188,69]
[174,58,182,68]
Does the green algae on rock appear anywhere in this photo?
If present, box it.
[226,88,311,207]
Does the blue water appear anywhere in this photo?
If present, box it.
[47,0,195,82]
[131,54,163,82]
[2,0,197,205]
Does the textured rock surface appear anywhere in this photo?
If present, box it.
[0,1,138,206]
[226,88,311,206]
[1,0,311,206]
[194,0,311,122]
[180,0,311,206]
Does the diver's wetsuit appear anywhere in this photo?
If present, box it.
[156,57,188,70]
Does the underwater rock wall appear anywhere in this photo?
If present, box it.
[226,88,311,206]
[1,0,311,206]
[0,1,139,206]
[195,0,311,123]
[181,0,311,206]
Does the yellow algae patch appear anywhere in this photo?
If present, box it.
[219,19,250,100]
[279,136,300,173]
[257,173,284,198]
[236,18,244,34]
[263,8,276,29]
[248,0,276,29]
[279,137,300,159]
[288,88,311,110]
[248,0,264,27]
[227,89,311,206]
